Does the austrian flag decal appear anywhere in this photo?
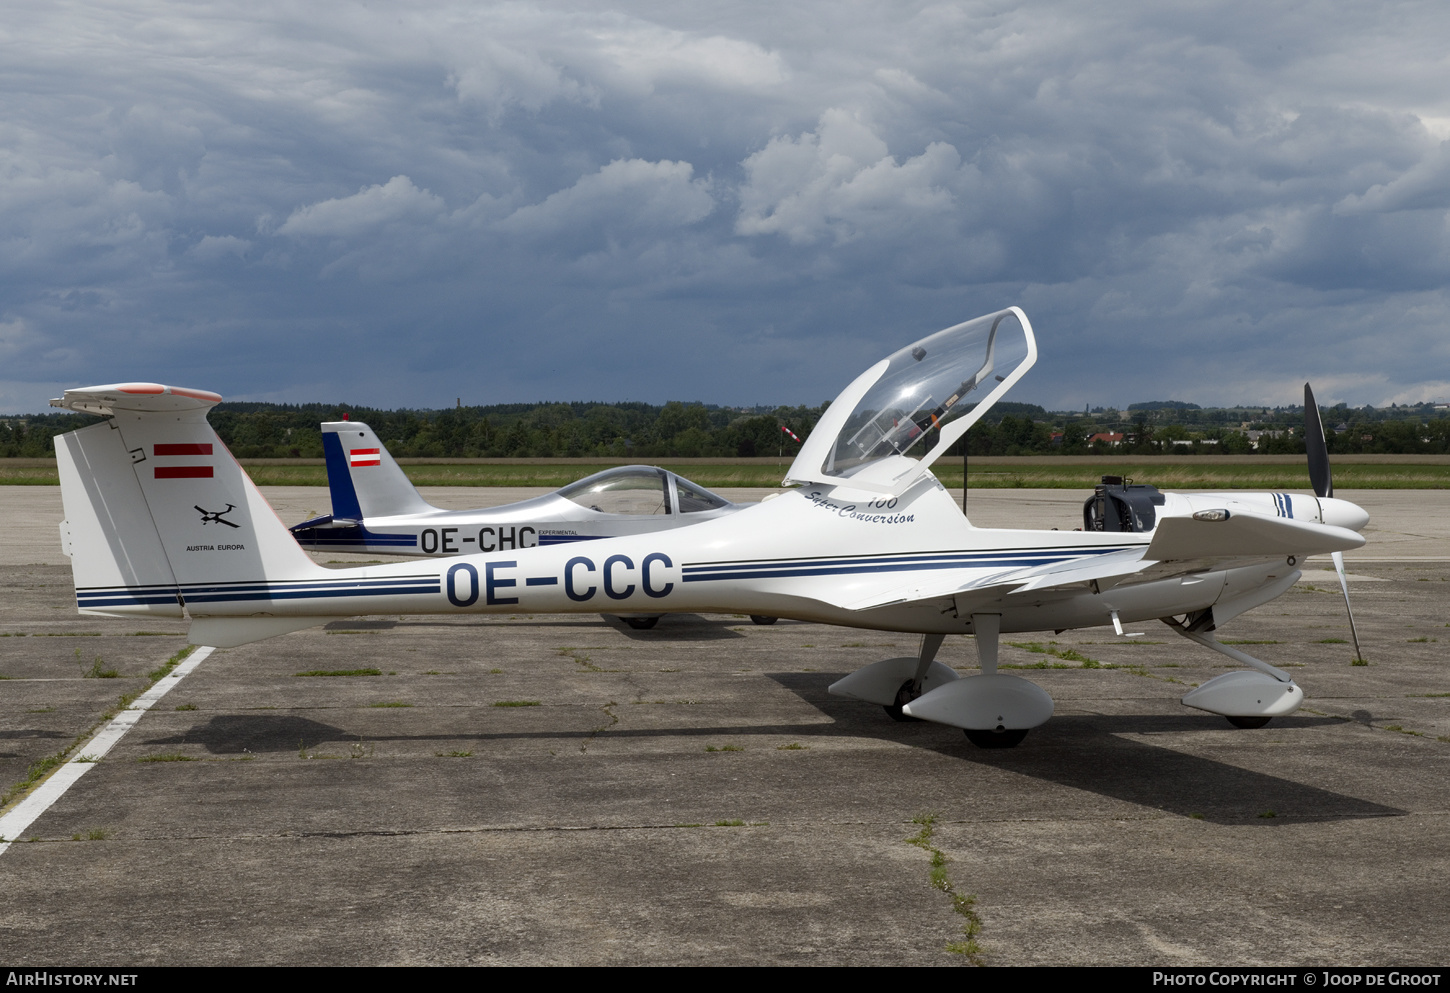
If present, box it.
[153,442,213,479]
[350,448,381,468]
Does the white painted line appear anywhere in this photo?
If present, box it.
[0,645,214,855]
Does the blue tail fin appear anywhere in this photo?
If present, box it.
[320,422,436,520]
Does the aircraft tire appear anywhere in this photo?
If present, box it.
[964,728,1029,748]
[1226,715,1271,729]
[884,678,924,723]
[622,616,659,630]
[749,615,778,625]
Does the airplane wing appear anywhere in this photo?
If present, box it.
[835,547,1150,612]
[1142,511,1363,561]
[835,511,1364,613]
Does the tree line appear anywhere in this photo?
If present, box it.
[2,398,1448,459]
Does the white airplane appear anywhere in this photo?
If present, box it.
[50,307,1369,747]
[290,428,742,557]
[286,423,758,628]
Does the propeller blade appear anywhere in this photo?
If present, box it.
[1307,385,1360,659]
[1331,550,1364,662]
[1304,382,1333,499]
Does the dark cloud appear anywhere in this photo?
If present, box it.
[2,0,1449,413]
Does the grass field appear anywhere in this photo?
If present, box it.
[5,456,1449,488]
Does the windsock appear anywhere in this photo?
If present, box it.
[780,425,801,442]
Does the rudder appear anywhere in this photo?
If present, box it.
[321,421,435,519]
[56,419,182,617]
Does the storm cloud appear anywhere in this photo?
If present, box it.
[2,0,1448,411]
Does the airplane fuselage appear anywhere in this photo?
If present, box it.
[99,476,1299,640]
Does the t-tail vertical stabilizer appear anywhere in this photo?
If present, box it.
[321,421,435,520]
[51,384,346,647]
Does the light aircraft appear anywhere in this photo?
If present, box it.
[50,307,1369,747]
[286,423,762,628]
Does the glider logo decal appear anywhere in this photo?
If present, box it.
[195,504,240,528]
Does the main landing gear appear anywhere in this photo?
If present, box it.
[827,616,1054,748]
[884,633,944,722]
[1164,612,1303,729]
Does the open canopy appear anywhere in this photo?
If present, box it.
[786,307,1036,494]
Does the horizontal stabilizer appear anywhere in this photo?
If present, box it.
[1145,512,1364,561]
[51,383,221,416]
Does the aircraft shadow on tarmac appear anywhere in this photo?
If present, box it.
[142,673,1404,827]
[766,673,1407,827]
[1,727,70,758]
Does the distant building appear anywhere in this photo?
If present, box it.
[1245,428,1294,450]
[1088,432,1124,447]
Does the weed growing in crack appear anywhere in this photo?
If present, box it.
[906,814,984,963]
[80,652,118,679]
[1006,641,1098,668]
[147,645,195,682]
[558,646,605,672]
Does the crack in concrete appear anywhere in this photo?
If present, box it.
[906,813,984,964]
[579,701,619,753]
